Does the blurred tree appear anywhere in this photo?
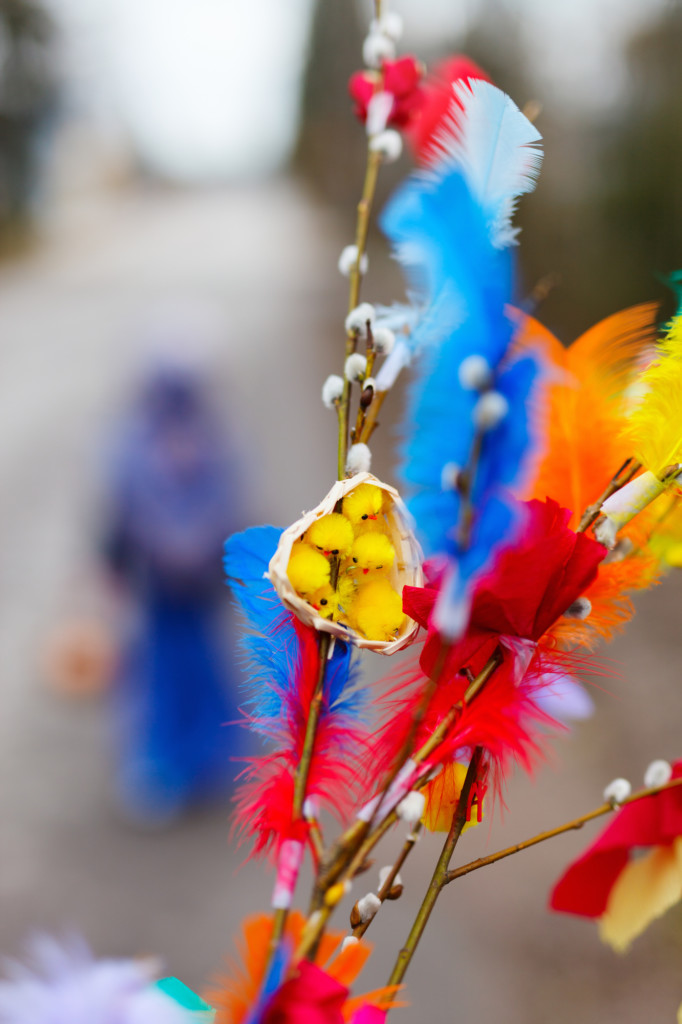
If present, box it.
[292,0,366,206]
[520,4,682,338]
[596,2,682,323]
[0,0,57,243]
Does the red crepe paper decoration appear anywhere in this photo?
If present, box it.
[348,56,425,129]
[370,500,604,791]
[550,762,682,950]
[404,498,606,689]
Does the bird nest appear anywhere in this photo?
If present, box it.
[268,472,424,654]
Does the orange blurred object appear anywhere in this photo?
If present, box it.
[42,619,116,698]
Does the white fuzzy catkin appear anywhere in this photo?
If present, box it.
[396,791,426,825]
[370,11,404,41]
[379,865,402,890]
[341,935,359,952]
[458,354,492,391]
[644,759,672,788]
[563,597,592,620]
[345,353,368,381]
[372,326,396,355]
[345,303,376,338]
[472,391,509,431]
[366,91,394,137]
[594,515,618,550]
[369,129,403,163]
[338,245,368,277]
[357,893,381,923]
[440,462,461,491]
[362,32,395,68]
[603,778,632,805]
[346,443,372,475]
[303,796,320,818]
[322,375,344,409]
[362,376,376,393]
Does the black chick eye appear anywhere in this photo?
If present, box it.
[320,598,328,606]
[353,557,357,563]
[332,549,339,555]
[361,514,368,520]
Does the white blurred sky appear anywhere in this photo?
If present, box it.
[43,0,668,181]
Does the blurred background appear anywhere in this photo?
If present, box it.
[0,0,681,1021]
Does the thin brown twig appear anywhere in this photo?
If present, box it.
[384,749,484,992]
[358,388,387,445]
[266,632,332,964]
[445,776,682,885]
[352,822,423,940]
[577,457,640,533]
[305,649,502,949]
[338,149,383,479]
[293,632,332,818]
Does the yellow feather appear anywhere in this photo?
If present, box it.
[627,314,682,475]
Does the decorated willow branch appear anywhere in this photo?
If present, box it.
[4,5,682,1024]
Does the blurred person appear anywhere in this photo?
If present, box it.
[102,324,247,826]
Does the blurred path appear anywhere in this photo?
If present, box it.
[0,178,680,1023]
[0,177,345,979]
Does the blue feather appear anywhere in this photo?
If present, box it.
[381,168,512,362]
[224,526,365,734]
[383,166,540,637]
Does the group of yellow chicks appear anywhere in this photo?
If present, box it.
[286,483,405,642]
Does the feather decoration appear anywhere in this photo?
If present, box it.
[516,305,663,649]
[382,166,541,636]
[207,912,400,1024]
[370,640,585,798]
[430,79,543,247]
[374,82,542,396]
[224,527,366,857]
[518,304,658,531]
[626,313,682,476]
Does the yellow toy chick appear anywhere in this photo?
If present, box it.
[349,533,396,576]
[350,577,404,641]
[343,483,383,527]
[287,542,330,596]
[306,513,354,558]
[308,584,341,620]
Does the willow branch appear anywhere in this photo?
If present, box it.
[445,775,682,885]
[338,148,383,479]
[384,749,484,992]
[293,632,332,818]
[577,457,640,533]
[358,388,387,444]
[352,823,422,940]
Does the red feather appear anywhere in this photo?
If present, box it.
[233,619,368,858]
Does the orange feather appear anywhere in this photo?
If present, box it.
[206,911,397,1023]
[516,303,657,530]
[515,305,662,648]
